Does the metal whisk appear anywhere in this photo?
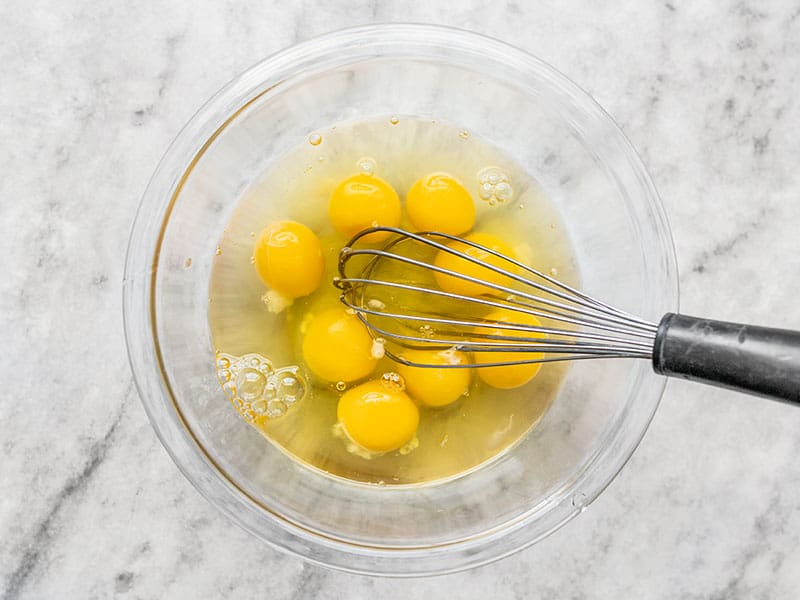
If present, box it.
[336,226,800,403]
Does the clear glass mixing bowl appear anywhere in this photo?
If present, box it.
[123,24,678,576]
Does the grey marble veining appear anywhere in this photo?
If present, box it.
[2,1,800,598]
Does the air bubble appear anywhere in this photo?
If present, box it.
[215,246,222,256]
[217,356,230,370]
[219,369,231,382]
[184,257,192,268]
[252,399,268,415]
[494,182,513,201]
[357,157,376,174]
[266,400,288,418]
[459,130,469,139]
[550,267,559,277]
[335,381,347,392]
[222,381,236,397]
[381,372,406,391]
[236,368,266,401]
[308,133,322,146]
[249,231,256,238]
[263,382,277,401]
[249,256,255,265]
[389,115,399,125]
[277,373,305,404]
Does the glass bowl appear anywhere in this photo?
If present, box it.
[123,24,678,576]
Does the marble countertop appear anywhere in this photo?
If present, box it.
[3,1,800,598]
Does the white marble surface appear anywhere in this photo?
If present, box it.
[2,1,800,598]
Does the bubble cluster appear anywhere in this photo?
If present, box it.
[418,324,435,339]
[215,353,307,422]
[477,167,514,206]
[381,371,406,392]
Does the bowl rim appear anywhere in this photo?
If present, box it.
[123,23,679,576]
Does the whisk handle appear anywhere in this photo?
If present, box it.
[652,313,800,403]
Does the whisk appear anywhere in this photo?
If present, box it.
[336,227,800,403]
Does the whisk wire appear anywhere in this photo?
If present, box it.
[337,227,657,368]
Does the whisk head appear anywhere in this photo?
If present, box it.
[335,226,658,369]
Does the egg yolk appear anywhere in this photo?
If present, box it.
[433,232,518,297]
[302,307,378,382]
[337,380,419,453]
[252,220,324,299]
[397,349,471,407]
[406,172,475,235]
[475,310,547,389]
[329,173,401,242]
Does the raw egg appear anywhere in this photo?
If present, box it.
[302,307,378,382]
[252,220,324,299]
[397,349,471,407]
[329,173,401,242]
[406,172,475,235]
[433,232,517,297]
[337,380,419,453]
[475,309,547,389]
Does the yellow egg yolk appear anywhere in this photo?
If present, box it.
[337,380,419,453]
[328,173,401,242]
[252,220,324,299]
[406,172,475,235]
[302,308,378,382]
[433,232,517,297]
[475,310,546,389]
[397,349,471,407]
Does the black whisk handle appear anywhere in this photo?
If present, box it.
[652,313,800,403]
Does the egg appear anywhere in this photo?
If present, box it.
[406,172,475,235]
[302,307,378,382]
[475,309,547,389]
[252,220,324,299]
[397,349,471,407]
[329,173,401,242]
[337,380,419,453]
[433,232,517,297]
